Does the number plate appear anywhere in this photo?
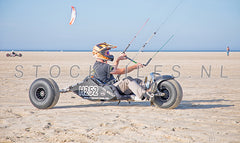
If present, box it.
[79,86,98,96]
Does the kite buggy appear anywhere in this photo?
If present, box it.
[29,71,182,109]
[6,51,22,57]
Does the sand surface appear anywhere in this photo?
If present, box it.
[0,51,240,143]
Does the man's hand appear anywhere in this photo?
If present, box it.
[137,63,144,68]
[133,63,144,69]
[117,53,127,61]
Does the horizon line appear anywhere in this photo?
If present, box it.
[1,49,239,52]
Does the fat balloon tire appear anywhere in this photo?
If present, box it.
[29,78,60,109]
[152,79,183,109]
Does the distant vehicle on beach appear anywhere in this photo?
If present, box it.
[6,51,22,57]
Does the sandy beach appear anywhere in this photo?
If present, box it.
[0,51,240,143]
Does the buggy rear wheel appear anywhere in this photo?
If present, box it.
[29,78,60,109]
[152,79,183,109]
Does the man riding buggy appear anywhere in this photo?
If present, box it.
[92,42,159,101]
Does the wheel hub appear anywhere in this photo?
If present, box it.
[36,88,46,100]
[159,87,170,101]
[40,90,45,97]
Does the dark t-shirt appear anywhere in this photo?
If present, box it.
[93,61,115,83]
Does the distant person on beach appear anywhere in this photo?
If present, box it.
[227,46,230,56]
[92,42,156,101]
[11,50,15,55]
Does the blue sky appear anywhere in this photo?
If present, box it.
[0,0,239,51]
